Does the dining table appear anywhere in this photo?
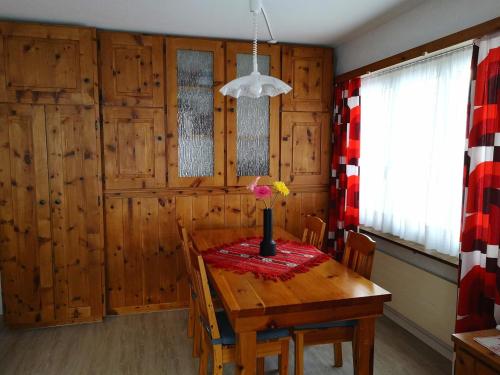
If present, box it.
[191,226,392,375]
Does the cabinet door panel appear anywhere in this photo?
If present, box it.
[0,104,54,325]
[282,46,333,112]
[455,349,476,375]
[104,196,182,313]
[281,112,330,185]
[103,107,166,189]
[100,32,164,107]
[0,22,97,105]
[45,105,103,322]
[226,42,280,186]
[166,37,225,187]
[475,362,498,375]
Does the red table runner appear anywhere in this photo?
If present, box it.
[202,237,330,281]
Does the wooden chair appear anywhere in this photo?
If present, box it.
[301,215,326,250]
[189,245,291,375]
[341,230,376,279]
[293,230,376,375]
[177,218,202,358]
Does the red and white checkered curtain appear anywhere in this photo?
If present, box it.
[327,78,361,259]
[456,32,500,333]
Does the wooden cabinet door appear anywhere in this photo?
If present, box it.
[281,112,330,185]
[0,22,97,105]
[455,349,477,375]
[100,32,164,107]
[104,196,186,313]
[226,42,280,186]
[282,46,333,112]
[45,105,103,322]
[475,362,498,375]
[0,104,55,325]
[103,107,166,189]
[166,37,225,187]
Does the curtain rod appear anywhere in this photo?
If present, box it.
[362,42,473,79]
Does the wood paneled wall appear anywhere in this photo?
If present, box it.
[104,190,328,313]
[0,22,334,325]
[97,37,334,314]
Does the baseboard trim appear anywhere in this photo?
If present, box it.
[383,305,454,360]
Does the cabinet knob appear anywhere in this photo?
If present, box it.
[54,198,62,205]
[39,199,46,205]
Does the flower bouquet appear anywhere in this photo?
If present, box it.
[247,177,290,256]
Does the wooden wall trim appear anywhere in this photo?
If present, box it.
[336,16,500,83]
[103,185,330,197]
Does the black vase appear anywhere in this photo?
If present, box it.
[260,208,276,257]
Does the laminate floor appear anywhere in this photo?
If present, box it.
[0,310,451,375]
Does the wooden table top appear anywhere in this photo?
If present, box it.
[191,226,392,319]
[453,329,500,371]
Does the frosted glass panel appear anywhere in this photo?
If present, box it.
[177,50,214,177]
[236,54,270,176]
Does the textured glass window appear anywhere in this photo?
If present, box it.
[177,50,214,177]
[236,54,270,176]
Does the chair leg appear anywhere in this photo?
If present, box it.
[257,357,265,375]
[193,303,201,358]
[213,344,223,375]
[333,343,343,367]
[198,331,209,375]
[294,333,304,375]
[279,340,289,375]
[188,291,194,338]
[351,340,358,374]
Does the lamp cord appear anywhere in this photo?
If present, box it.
[252,10,259,73]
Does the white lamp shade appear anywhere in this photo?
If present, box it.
[220,71,292,99]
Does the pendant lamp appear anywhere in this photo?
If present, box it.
[219,0,292,99]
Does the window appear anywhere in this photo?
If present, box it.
[359,45,473,257]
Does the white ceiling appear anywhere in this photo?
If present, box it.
[0,0,424,46]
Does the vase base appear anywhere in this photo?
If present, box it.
[259,240,276,257]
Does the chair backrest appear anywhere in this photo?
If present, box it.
[342,230,376,279]
[189,245,221,341]
[177,218,193,281]
[302,215,326,250]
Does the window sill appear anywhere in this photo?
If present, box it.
[359,225,459,268]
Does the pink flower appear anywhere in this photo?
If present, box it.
[247,176,261,192]
[253,185,272,199]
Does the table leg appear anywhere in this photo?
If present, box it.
[236,331,257,375]
[353,317,376,375]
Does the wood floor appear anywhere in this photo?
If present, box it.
[0,309,451,374]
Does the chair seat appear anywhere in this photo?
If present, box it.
[210,311,289,346]
[294,320,356,331]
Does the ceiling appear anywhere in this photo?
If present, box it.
[0,0,424,46]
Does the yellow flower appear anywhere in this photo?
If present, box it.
[273,181,290,197]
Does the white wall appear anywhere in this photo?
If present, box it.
[372,250,457,358]
[335,0,500,74]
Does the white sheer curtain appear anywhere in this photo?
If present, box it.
[359,46,473,256]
